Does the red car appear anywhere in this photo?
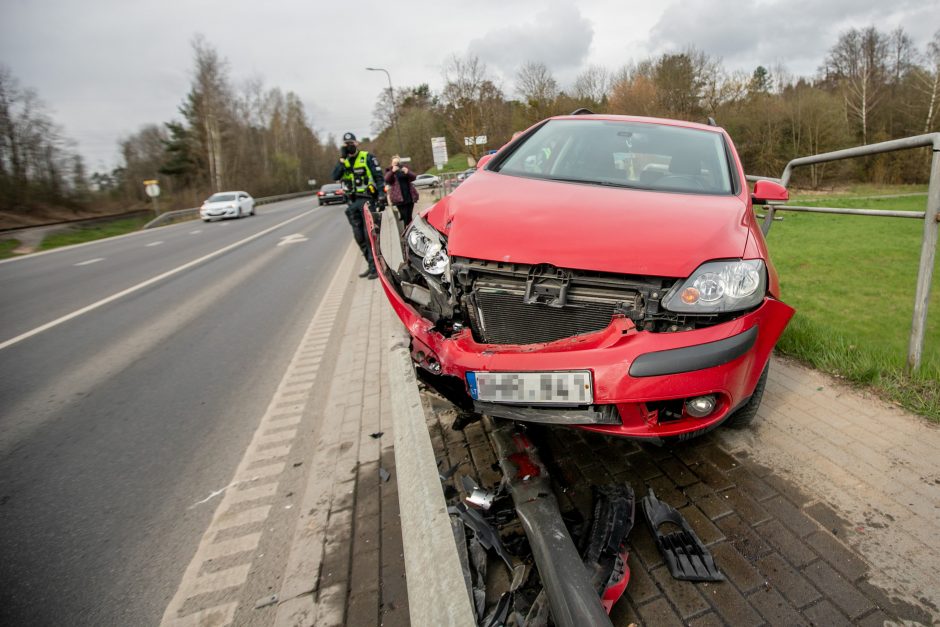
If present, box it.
[368,113,794,442]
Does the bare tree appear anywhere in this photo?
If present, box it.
[183,35,233,192]
[573,65,610,106]
[822,27,888,144]
[440,55,504,159]
[914,30,940,133]
[515,61,558,124]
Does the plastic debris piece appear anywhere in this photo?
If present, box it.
[379,468,391,482]
[641,488,724,582]
[438,460,463,481]
[482,591,513,627]
[254,594,278,609]
[369,431,384,439]
[460,475,495,510]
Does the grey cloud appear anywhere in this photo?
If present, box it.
[647,0,929,76]
[468,4,594,79]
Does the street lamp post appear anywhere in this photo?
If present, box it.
[365,67,404,155]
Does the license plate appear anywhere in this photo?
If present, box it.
[467,371,593,405]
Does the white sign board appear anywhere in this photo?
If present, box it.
[145,183,160,198]
[464,135,487,146]
[308,179,317,187]
[431,137,448,168]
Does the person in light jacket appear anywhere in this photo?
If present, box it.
[383,156,418,225]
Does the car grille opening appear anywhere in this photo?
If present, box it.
[473,282,620,344]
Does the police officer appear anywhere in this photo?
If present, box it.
[332,132,385,279]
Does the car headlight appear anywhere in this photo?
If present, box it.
[662,259,766,313]
[406,216,449,276]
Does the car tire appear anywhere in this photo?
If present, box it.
[726,363,769,428]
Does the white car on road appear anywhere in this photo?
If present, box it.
[200,191,255,221]
[413,174,440,189]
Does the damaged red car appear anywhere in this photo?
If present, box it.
[368,113,794,442]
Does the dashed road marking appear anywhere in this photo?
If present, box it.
[160,243,356,626]
[146,241,164,247]
[189,229,202,234]
[74,258,104,266]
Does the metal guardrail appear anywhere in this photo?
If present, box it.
[143,191,313,229]
[747,132,940,371]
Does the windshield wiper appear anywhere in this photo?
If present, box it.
[549,176,639,189]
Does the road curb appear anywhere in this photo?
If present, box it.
[386,318,476,627]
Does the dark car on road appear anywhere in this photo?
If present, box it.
[317,183,346,206]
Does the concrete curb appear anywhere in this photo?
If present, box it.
[387,321,476,627]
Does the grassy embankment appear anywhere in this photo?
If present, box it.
[0,239,20,259]
[767,185,939,421]
[37,216,153,251]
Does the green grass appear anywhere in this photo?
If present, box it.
[38,216,151,250]
[0,239,21,259]
[426,153,471,174]
[767,189,940,421]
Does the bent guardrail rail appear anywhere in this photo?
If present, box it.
[143,191,313,229]
[747,132,940,371]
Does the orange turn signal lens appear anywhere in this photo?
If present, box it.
[681,287,700,304]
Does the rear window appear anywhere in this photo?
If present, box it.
[207,193,237,202]
[321,184,342,192]
[495,119,733,195]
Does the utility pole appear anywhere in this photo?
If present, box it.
[366,67,404,155]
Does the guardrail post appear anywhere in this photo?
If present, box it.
[908,142,940,371]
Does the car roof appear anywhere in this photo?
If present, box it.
[211,190,248,194]
[547,113,724,134]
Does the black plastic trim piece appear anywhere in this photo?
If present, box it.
[629,326,758,377]
[641,488,724,582]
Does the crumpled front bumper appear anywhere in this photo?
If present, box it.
[366,211,794,440]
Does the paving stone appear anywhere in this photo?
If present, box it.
[748,586,808,626]
[805,501,849,535]
[348,548,380,597]
[856,609,893,627]
[759,471,812,507]
[624,551,661,605]
[700,446,740,472]
[659,457,701,487]
[726,466,778,502]
[636,597,684,627]
[683,481,714,500]
[625,452,665,481]
[690,461,736,491]
[701,580,763,626]
[715,514,772,562]
[649,565,711,619]
[646,474,689,508]
[803,561,875,619]
[762,495,819,538]
[609,598,641,625]
[804,531,869,583]
[686,611,725,627]
[677,503,725,545]
[720,487,771,526]
[801,599,852,626]
[754,520,817,568]
[755,552,821,607]
[853,579,934,624]
[709,541,764,593]
[694,490,736,521]
[629,522,665,570]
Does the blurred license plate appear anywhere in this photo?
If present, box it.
[467,371,593,405]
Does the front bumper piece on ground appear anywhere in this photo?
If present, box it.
[366,209,794,440]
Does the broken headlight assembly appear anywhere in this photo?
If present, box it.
[662,259,766,314]
[406,215,449,276]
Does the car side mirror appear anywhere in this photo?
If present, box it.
[476,154,494,170]
[751,180,788,205]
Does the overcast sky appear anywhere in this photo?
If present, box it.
[2,0,937,172]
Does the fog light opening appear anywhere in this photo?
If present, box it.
[426,357,442,374]
[685,395,717,418]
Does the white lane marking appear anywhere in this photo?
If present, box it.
[189,229,202,234]
[188,564,252,597]
[277,233,308,246]
[74,258,104,267]
[0,209,317,351]
[160,244,356,626]
[146,241,163,247]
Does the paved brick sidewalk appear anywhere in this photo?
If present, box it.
[425,355,940,625]
[274,261,409,627]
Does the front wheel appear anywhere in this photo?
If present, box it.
[726,363,769,428]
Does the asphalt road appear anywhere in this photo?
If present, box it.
[0,197,355,625]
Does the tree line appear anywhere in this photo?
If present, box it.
[2,26,939,221]
[366,26,940,187]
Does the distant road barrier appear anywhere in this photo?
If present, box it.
[143,191,313,229]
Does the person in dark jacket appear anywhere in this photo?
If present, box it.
[331,132,385,279]
[383,155,418,225]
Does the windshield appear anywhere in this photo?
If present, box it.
[495,119,733,195]
[207,193,237,202]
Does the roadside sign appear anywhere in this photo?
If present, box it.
[464,136,487,146]
[431,137,448,169]
[307,179,317,187]
[144,181,160,198]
